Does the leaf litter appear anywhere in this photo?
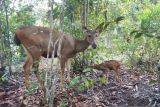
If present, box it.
[0,66,159,107]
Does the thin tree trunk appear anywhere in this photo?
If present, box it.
[81,0,89,70]
[57,0,65,58]
[84,0,88,27]
[0,19,4,67]
[95,0,99,24]
[45,0,65,106]
[81,0,88,27]
[59,0,64,32]
[45,0,56,106]
[3,0,12,75]
[0,18,6,67]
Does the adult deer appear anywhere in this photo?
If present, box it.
[14,17,124,90]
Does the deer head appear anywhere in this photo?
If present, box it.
[82,27,99,49]
[82,16,125,49]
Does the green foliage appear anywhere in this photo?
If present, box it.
[0,72,8,82]
[65,1,159,79]
[69,72,108,91]
[82,67,92,73]
[82,77,94,90]
[98,76,107,85]
[140,5,160,33]
[69,75,95,91]
[72,36,108,71]
[59,100,68,107]
[77,83,85,91]
[131,3,160,39]
[24,82,39,95]
[10,6,36,29]
[0,1,36,64]
[69,76,80,86]
[82,67,97,73]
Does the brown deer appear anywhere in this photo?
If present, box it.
[14,17,124,90]
[91,60,121,83]
[14,26,100,90]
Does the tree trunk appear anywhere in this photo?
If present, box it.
[45,0,56,106]
[81,0,88,27]
[3,0,12,75]
[45,0,65,107]
[0,19,4,67]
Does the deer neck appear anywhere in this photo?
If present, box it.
[75,38,90,52]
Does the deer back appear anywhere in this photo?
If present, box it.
[15,26,76,58]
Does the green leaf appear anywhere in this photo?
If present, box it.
[81,77,89,89]
[77,83,85,91]
[69,76,80,86]
[82,77,87,82]
[130,30,139,35]
[1,72,8,82]
[60,100,68,107]
[82,68,91,72]
[88,79,95,86]
[92,68,98,72]
[99,76,107,85]
[135,32,143,38]
[84,80,90,89]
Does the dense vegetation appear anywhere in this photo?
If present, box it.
[0,0,159,107]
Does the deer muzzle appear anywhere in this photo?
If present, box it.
[92,43,97,49]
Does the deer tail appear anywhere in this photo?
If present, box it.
[14,33,21,46]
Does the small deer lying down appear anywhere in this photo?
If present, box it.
[90,60,121,83]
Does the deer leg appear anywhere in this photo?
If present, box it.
[23,55,33,89]
[60,58,66,90]
[105,69,109,83]
[115,68,121,84]
[66,59,71,81]
[114,68,120,82]
[32,58,44,90]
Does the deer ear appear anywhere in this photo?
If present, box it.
[95,22,105,33]
[82,26,89,34]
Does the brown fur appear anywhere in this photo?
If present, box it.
[91,60,121,83]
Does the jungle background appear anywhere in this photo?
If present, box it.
[0,0,160,107]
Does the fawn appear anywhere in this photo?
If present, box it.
[91,60,121,83]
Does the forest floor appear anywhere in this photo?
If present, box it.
[0,64,160,107]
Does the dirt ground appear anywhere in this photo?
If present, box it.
[0,66,160,107]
